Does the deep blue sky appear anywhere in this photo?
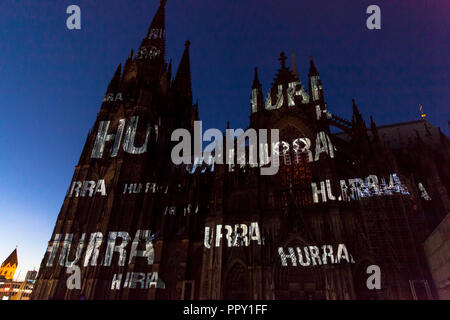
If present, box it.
[0,0,448,279]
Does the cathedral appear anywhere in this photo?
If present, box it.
[31,1,450,300]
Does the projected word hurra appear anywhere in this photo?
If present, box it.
[135,28,164,60]
[44,230,158,290]
[135,46,161,60]
[204,222,263,248]
[147,28,164,40]
[103,92,123,103]
[67,179,200,217]
[172,121,335,176]
[122,182,168,195]
[278,244,355,267]
[256,80,310,112]
[270,131,334,164]
[110,271,162,291]
[67,181,170,199]
[311,173,410,203]
[68,179,107,198]
[91,116,158,159]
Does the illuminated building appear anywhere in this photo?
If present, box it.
[0,248,18,281]
[0,279,35,300]
[32,1,450,300]
[0,250,35,300]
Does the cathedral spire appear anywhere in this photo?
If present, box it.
[352,99,363,123]
[352,98,361,117]
[122,49,134,76]
[107,64,122,92]
[370,115,380,142]
[127,49,134,60]
[126,49,133,64]
[352,98,367,133]
[101,64,122,107]
[136,0,166,62]
[1,248,18,267]
[173,40,193,104]
[279,52,287,69]
[309,55,319,76]
[308,55,323,102]
[252,67,261,89]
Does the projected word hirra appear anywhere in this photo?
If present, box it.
[44,230,155,268]
[204,222,262,248]
[91,116,158,159]
[311,173,410,203]
[278,244,355,267]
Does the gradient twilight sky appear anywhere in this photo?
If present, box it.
[0,0,448,280]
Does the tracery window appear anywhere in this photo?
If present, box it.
[277,127,313,208]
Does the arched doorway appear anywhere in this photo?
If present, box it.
[274,238,326,299]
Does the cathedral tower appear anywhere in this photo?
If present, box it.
[32,1,206,300]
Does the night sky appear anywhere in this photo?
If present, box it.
[0,0,448,279]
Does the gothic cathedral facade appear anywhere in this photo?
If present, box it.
[32,1,450,300]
